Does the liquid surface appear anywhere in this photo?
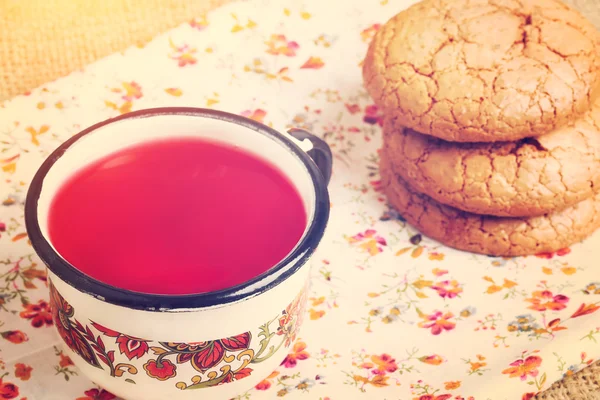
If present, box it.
[48,137,307,295]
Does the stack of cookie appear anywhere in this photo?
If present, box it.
[363,0,600,256]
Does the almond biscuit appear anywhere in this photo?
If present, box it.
[383,99,600,217]
[364,0,600,142]
[380,149,600,256]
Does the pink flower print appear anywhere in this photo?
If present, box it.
[526,290,569,312]
[502,356,542,381]
[346,229,387,255]
[430,280,463,299]
[418,311,456,335]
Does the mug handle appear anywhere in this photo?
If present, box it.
[288,128,333,185]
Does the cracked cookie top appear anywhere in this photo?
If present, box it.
[364,0,600,142]
[383,99,600,217]
[380,149,600,256]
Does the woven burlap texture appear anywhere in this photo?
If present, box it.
[0,0,599,398]
[0,0,227,100]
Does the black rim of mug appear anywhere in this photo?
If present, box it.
[24,107,330,312]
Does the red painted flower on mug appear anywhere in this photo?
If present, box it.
[162,332,251,372]
[49,281,101,368]
[91,322,150,360]
[1,331,28,344]
[502,356,542,381]
[281,341,309,368]
[220,367,253,385]
[418,311,456,335]
[143,359,177,381]
[526,290,569,312]
[117,335,149,360]
[19,300,53,328]
[0,379,19,400]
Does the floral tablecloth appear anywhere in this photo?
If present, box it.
[0,0,599,399]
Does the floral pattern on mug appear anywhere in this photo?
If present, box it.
[48,278,307,390]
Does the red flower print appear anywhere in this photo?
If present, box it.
[418,311,456,335]
[345,103,361,114]
[59,353,74,368]
[120,82,142,102]
[370,179,382,192]
[255,379,272,390]
[265,34,299,56]
[418,354,445,365]
[143,359,177,381]
[416,395,452,400]
[363,104,383,126]
[169,41,198,67]
[0,379,19,399]
[502,355,542,380]
[14,364,32,381]
[300,56,325,69]
[281,341,309,368]
[535,248,571,259]
[162,332,250,372]
[255,370,279,390]
[430,280,463,299]
[526,290,569,312]
[19,300,53,328]
[522,393,536,400]
[570,303,600,318]
[346,229,387,255]
[1,331,28,344]
[444,381,461,390]
[371,354,398,375]
[0,222,5,237]
[76,388,116,400]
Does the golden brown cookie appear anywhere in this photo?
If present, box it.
[380,150,600,256]
[383,100,600,217]
[364,0,600,142]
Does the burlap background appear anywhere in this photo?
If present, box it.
[0,0,227,100]
[0,0,599,398]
